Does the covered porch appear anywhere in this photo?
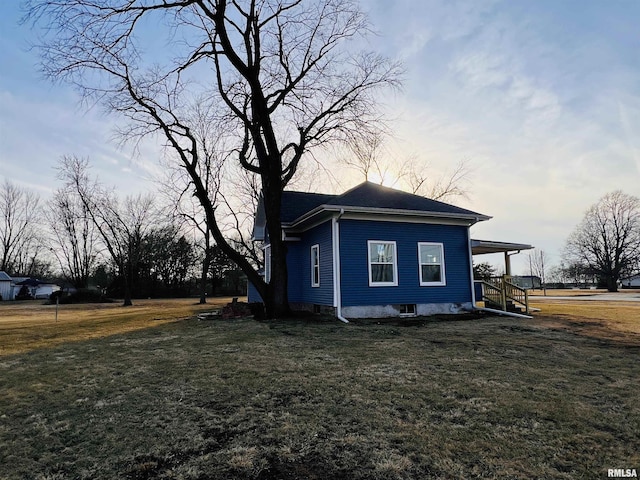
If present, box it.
[471,239,534,315]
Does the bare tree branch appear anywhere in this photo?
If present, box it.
[26,0,402,316]
[565,191,640,291]
[0,179,42,275]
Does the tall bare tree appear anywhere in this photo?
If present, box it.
[57,156,158,305]
[527,249,548,294]
[565,191,640,292]
[26,0,402,317]
[158,99,226,304]
[344,133,471,203]
[0,179,42,275]
[47,186,100,289]
[406,160,471,203]
[343,130,390,184]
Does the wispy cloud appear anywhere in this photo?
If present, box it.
[1,0,639,273]
[367,0,640,270]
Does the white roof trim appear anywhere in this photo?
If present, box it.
[286,204,491,230]
[471,239,534,255]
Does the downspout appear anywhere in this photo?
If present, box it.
[332,209,348,323]
[466,226,477,309]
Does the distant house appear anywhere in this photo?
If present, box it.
[4,276,61,300]
[0,271,11,301]
[511,275,542,290]
[620,274,640,288]
[248,181,533,319]
[32,283,61,299]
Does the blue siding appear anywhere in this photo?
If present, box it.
[286,220,334,305]
[286,242,303,302]
[247,221,334,306]
[339,219,472,307]
[247,280,263,303]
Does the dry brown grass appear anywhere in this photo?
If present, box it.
[528,294,640,340]
[0,297,236,356]
[1,312,638,480]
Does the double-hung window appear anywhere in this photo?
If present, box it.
[311,244,320,287]
[418,242,445,286]
[368,241,398,286]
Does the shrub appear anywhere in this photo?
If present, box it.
[53,289,113,304]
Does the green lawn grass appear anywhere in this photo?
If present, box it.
[1,314,638,479]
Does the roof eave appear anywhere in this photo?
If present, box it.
[285,204,491,230]
[470,239,534,255]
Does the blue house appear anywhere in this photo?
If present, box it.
[249,181,530,320]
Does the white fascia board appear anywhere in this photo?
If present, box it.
[286,205,490,231]
[470,239,534,255]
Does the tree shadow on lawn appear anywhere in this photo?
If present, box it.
[1,313,639,480]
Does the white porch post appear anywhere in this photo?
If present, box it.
[504,252,512,276]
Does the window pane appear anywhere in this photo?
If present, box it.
[371,264,394,283]
[370,242,394,263]
[420,244,442,263]
[311,246,320,286]
[421,264,441,283]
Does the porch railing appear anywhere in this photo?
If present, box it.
[478,276,529,314]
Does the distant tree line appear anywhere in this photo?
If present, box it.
[474,191,640,293]
[0,168,247,303]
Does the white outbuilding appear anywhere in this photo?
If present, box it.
[0,271,12,301]
[620,274,640,288]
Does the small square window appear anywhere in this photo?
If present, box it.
[399,304,416,316]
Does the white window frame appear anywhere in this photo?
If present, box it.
[264,244,272,284]
[311,244,320,288]
[399,304,417,317]
[367,240,398,287]
[418,242,446,286]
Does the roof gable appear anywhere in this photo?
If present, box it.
[0,271,11,281]
[255,181,490,240]
[280,191,336,224]
[281,181,488,224]
[325,182,483,218]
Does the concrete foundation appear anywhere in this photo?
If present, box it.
[341,302,472,319]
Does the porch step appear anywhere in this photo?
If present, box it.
[484,299,524,314]
[506,301,524,314]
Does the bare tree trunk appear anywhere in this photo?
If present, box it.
[122,268,133,306]
[28,0,401,318]
[199,229,211,304]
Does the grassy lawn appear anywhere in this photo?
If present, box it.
[0,303,639,479]
[529,289,640,337]
[0,298,226,356]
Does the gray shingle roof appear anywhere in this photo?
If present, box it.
[281,181,487,224]
[280,191,336,223]
[0,271,12,281]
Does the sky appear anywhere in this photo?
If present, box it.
[1,0,639,275]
